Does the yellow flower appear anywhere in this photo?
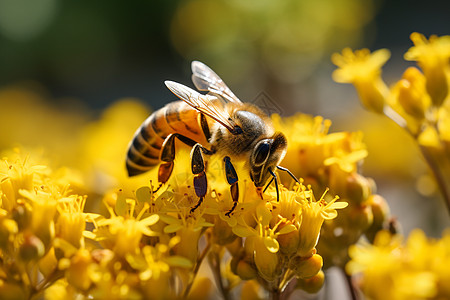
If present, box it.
[0,154,47,212]
[126,241,192,299]
[56,195,87,249]
[404,33,450,106]
[231,200,296,281]
[297,188,347,257]
[270,187,302,255]
[332,48,390,113]
[393,67,431,120]
[347,229,450,300]
[159,208,214,263]
[66,249,93,291]
[91,190,160,257]
[289,253,323,279]
[20,189,57,249]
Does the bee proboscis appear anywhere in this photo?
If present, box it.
[126,61,298,215]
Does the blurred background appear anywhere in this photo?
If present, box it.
[0,0,449,236]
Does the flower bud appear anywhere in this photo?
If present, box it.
[365,195,390,242]
[396,67,430,119]
[19,233,45,262]
[290,254,323,279]
[347,204,373,233]
[354,78,387,114]
[296,270,325,294]
[277,224,299,255]
[0,280,27,300]
[424,64,448,107]
[11,203,31,231]
[253,237,280,281]
[236,259,257,280]
[346,173,371,204]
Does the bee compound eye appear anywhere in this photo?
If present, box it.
[253,141,271,166]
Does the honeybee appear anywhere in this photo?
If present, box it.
[126,61,298,215]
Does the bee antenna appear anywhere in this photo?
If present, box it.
[268,168,280,202]
[276,166,300,184]
[263,176,274,193]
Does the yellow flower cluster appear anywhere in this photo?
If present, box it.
[347,229,450,300]
[0,145,348,299]
[79,181,346,299]
[272,114,390,268]
[0,151,87,299]
[332,33,450,212]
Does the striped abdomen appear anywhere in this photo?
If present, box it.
[126,101,209,176]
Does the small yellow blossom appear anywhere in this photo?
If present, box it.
[298,188,347,257]
[56,195,87,249]
[91,192,160,257]
[394,67,431,120]
[405,33,450,106]
[332,48,390,113]
[347,229,450,300]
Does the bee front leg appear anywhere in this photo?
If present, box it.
[158,133,198,193]
[223,156,239,216]
[190,143,207,213]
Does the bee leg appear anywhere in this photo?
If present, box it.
[268,168,280,202]
[199,113,212,142]
[223,156,239,216]
[157,133,211,193]
[190,143,207,213]
[276,166,300,184]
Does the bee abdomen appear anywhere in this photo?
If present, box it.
[126,101,206,177]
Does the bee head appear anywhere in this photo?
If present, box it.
[249,132,287,187]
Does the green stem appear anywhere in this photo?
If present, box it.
[342,269,359,300]
[207,246,232,300]
[384,105,450,214]
[419,145,450,215]
[183,242,211,298]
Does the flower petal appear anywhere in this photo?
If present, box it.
[264,237,280,253]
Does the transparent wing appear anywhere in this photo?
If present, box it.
[165,80,236,132]
[191,61,242,103]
